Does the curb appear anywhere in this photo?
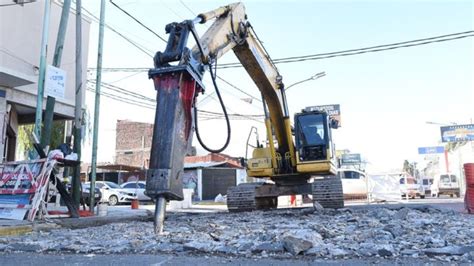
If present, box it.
[0,225,33,236]
[54,214,153,229]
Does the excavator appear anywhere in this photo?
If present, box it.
[145,2,343,234]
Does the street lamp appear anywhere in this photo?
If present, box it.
[426,121,457,126]
[285,71,326,92]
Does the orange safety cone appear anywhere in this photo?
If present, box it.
[131,199,139,209]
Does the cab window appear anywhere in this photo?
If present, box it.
[450,175,457,182]
[441,175,450,182]
[339,171,360,179]
[297,114,326,146]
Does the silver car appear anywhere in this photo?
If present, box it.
[120,181,151,201]
[87,181,137,206]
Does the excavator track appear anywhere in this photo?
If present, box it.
[227,183,278,212]
[312,177,344,209]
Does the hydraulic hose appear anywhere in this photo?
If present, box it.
[190,22,231,153]
[194,60,231,153]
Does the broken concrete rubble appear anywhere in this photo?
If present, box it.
[283,236,313,255]
[0,206,471,262]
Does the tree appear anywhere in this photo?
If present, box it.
[17,121,65,160]
[445,141,467,152]
[402,160,417,176]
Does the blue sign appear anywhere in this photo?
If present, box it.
[341,153,361,164]
[418,146,444,154]
[440,124,474,143]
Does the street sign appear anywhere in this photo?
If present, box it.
[341,153,361,164]
[418,146,445,154]
[45,65,66,99]
[440,124,474,142]
[305,104,341,126]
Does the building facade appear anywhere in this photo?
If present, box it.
[115,120,154,168]
[0,0,90,161]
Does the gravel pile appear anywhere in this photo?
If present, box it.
[1,206,473,262]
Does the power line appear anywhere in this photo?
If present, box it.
[87,81,264,122]
[109,0,167,43]
[86,86,156,110]
[199,109,264,118]
[90,29,474,72]
[218,30,474,68]
[108,71,143,84]
[88,79,155,103]
[179,0,197,16]
[0,1,36,7]
[216,76,262,103]
[159,0,185,20]
[72,0,155,57]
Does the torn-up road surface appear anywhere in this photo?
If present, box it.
[1,206,473,263]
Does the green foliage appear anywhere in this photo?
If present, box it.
[17,121,65,159]
[445,141,467,152]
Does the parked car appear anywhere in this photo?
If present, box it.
[86,181,137,206]
[399,174,425,199]
[80,183,102,207]
[337,169,367,199]
[120,181,151,201]
[431,174,460,198]
[58,183,102,207]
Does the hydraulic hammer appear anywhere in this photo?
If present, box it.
[146,65,204,234]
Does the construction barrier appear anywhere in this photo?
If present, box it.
[0,159,57,221]
[464,163,474,214]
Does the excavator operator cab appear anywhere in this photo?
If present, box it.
[294,110,336,175]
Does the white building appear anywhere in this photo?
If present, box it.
[0,0,90,161]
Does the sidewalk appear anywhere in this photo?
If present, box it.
[0,202,226,236]
[0,205,151,236]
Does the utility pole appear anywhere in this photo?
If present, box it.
[52,0,72,67]
[41,0,73,150]
[72,0,83,206]
[90,0,106,210]
[34,0,52,142]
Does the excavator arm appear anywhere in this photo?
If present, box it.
[146,2,297,234]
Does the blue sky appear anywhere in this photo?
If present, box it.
[82,0,473,172]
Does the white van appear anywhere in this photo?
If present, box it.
[431,174,460,198]
[399,174,425,199]
[337,169,367,199]
[421,177,434,196]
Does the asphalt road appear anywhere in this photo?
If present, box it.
[0,253,458,266]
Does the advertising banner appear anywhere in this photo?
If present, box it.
[304,104,341,127]
[341,153,361,164]
[440,124,474,142]
[0,159,52,220]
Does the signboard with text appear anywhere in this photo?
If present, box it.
[418,146,445,154]
[305,104,341,127]
[45,65,66,99]
[341,153,361,164]
[440,124,474,142]
[0,159,50,220]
